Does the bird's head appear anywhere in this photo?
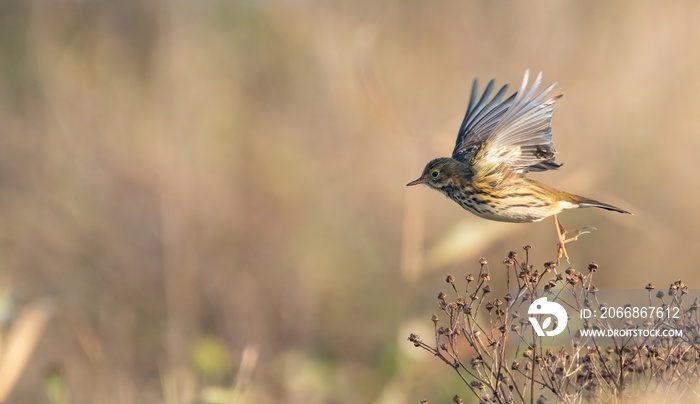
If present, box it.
[406,157,468,190]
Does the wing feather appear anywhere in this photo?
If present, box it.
[452,70,562,173]
[452,80,513,163]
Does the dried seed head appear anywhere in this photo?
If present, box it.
[408,333,422,347]
[567,275,579,285]
[431,314,439,324]
[508,251,517,260]
[485,302,494,311]
[523,244,532,252]
[565,267,575,275]
[587,262,599,272]
[446,274,455,284]
[466,274,475,282]
[483,284,492,293]
[479,257,488,266]
[645,283,654,291]
[437,292,447,309]
[673,279,686,289]
[453,394,464,403]
[481,273,491,281]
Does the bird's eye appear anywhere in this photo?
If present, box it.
[431,170,439,179]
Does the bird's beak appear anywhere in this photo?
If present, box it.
[406,177,426,186]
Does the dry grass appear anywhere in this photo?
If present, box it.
[410,246,700,403]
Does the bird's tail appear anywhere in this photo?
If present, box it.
[575,196,632,215]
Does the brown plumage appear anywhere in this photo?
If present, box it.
[407,71,631,261]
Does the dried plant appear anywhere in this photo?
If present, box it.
[409,246,700,403]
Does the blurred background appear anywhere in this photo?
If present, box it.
[0,1,698,403]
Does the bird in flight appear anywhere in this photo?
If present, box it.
[407,71,631,262]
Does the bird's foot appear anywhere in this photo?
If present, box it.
[556,227,596,264]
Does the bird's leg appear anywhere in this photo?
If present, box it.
[553,215,569,263]
[553,215,596,263]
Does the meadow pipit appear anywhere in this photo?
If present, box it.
[407,71,631,261]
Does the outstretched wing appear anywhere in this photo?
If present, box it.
[452,79,514,164]
[452,70,562,173]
